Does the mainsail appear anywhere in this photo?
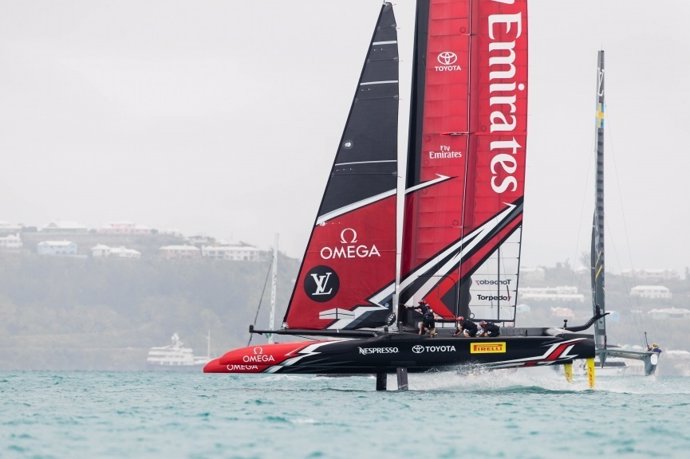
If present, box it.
[400,0,528,323]
[591,50,607,355]
[282,4,399,330]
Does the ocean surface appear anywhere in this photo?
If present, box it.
[2,369,689,459]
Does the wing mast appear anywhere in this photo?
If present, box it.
[591,50,607,358]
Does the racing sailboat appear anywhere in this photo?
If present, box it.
[205,0,600,389]
[589,50,659,376]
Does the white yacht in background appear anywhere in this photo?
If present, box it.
[146,332,210,370]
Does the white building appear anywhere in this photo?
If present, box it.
[629,285,672,299]
[648,308,690,320]
[41,221,88,233]
[550,307,575,319]
[98,221,152,235]
[622,269,680,282]
[187,234,216,246]
[91,244,141,259]
[0,221,22,234]
[201,244,262,261]
[519,286,585,302]
[159,245,200,259]
[0,233,22,251]
[37,240,77,256]
[519,266,546,282]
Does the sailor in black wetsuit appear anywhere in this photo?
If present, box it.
[478,320,500,337]
[414,300,437,336]
[454,316,478,337]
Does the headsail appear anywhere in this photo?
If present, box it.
[282,3,399,330]
[400,0,528,323]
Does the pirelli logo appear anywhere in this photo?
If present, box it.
[470,342,506,354]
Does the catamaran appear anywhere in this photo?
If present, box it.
[205,0,602,390]
[589,50,659,376]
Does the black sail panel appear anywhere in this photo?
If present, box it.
[318,4,399,216]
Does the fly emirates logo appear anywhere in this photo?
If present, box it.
[488,1,525,194]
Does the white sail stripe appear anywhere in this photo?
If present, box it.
[368,282,396,307]
[326,305,388,329]
[399,204,515,293]
[334,160,396,166]
[372,40,397,45]
[410,205,516,302]
[359,80,398,86]
[316,188,396,225]
[405,174,451,194]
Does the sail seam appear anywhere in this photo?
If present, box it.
[334,160,396,166]
[360,80,398,86]
[315,188,396,225]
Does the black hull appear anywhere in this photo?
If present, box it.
[205,331,595,375]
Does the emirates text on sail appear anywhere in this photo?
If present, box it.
[487,4,524,194]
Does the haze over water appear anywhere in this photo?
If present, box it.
[2,370,688,458]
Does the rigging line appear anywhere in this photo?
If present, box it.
[606,114,649,343]
[607,115,635,273]
[247,253,275,346]
[454,0,474,317]
[574,133,595,269]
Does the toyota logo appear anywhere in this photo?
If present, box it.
[412,345,424,354]
[437,51,457,66]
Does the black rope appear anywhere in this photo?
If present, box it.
[247,254,274,346]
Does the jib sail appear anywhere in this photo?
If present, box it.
[282,3,399,330]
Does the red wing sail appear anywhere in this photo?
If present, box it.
[400,0,528,321]
[282,4,399,330]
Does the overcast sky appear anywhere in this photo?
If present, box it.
[1,0,688,273]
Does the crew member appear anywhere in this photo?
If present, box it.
[454,316,478,337]
[478,320,500,337]
[414,300,437,337]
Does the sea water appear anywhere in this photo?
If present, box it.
[1,370,688,459]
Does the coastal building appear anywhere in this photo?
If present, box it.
[41,221,88,234]
[91,244,141,259]
[201,244,262,261]
[622,269,680,282]
[648,308,690,320]
[97,221,152,235]
[0,221,23,235]
[0,233,22,252]
[159,245,200,259]
[550,307,575,320]
[629,285,672,300]
[187,234,216,246]
[519,286,585,302]
[37,240,77,256]
[518,266,546,282]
